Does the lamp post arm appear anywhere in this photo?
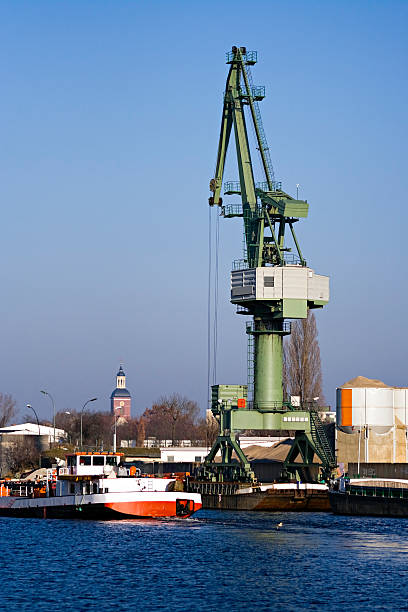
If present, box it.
[49,393,56,445]
[41,390,56,445]
[80,398,97,451]
[27,404,41,467]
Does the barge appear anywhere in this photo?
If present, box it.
[0,452,201,519]
[188,480,330,511]
[329,478,408,517]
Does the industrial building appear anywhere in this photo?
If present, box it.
[0,423,66,444]
[0,423,67,476]
[336,376,408,470]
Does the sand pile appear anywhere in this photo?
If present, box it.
[340,375,389,389]
[243,439,293,462]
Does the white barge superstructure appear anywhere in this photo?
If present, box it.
[0,452,202,519]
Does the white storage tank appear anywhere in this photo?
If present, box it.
[394,388,408,426]
[365,388,394,426]
[336,376,393,428]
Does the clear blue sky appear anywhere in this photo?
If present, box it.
[0,0,407,420]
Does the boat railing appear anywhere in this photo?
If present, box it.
[8,484,40,498]
[347,483,408,499]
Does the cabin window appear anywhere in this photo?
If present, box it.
[106,457,117,466]
[79,456,91,466]
[167,456,174,462]
[93,456,105,466]
[92,483,98,494]
[264,276,274,287]
[195,456,202,462]
[70,484,75,494]
[67,456,75,467]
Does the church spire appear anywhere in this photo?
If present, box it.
[116,365,126,389]
[111,364,131,419]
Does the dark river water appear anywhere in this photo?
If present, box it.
[1,510,407,611]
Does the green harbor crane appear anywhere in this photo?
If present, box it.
[204,46,335,483]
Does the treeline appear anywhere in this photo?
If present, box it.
[54,393,218,448]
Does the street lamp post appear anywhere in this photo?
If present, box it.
[113,414,118,453]
[40,390,56,445]
[64,411,72,444]
[26,404,41,467]
[80,398,97,450]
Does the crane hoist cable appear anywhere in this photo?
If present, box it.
[207,205,212,408]
[213,211,220,386]
[207,207,218,398]
[207,205,220,403]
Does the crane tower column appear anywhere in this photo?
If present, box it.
[253,319,283,407]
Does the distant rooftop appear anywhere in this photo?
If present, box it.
[110,388,131,399]
[0,423,66,437]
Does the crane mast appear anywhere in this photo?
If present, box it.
[203,47,335,483]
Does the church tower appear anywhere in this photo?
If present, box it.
[110,365,131,418]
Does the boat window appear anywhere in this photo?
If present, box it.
[79,456,92,466]
[70,484,75,494]
[67,456,75,467]
[106,457,117,466]
[92,456,105,466]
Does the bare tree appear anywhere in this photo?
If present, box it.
[117,417,145,448]
[283,311,324,406]
[3,438,38,475]
[55,410,113,448]
[136,418,145,447]
[205,411,219,446]
[143,394,201,444]
[0,393,17,427]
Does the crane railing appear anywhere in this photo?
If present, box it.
[224,180,282,195]
[243,64,276,188]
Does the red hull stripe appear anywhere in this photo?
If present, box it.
[105,501,202,518]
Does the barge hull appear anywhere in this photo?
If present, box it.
[202,490,330,511]
[329,491,408,517]
[0,493,201,520]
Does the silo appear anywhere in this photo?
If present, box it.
[364,388,394,426]
[336,387,365,428]
[336,377,399,467]
[336,377,393,428]
[394,388,408,426]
